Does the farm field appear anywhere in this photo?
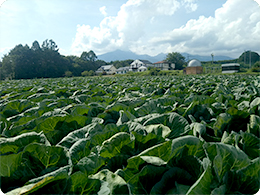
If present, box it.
[0,75,260,194]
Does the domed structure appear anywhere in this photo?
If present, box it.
[184,59,203,75]
[188,59,201,67]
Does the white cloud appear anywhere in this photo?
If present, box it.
[99,6,107,17]
[182,0,198,12]
[151,0,260,57]
[254,0,260,5]
[71,0,259,58]
[71,0,197,55]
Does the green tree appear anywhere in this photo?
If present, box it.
[41,39,59,52]
[165,52,185,70]
[31,40,41,51]
[238,51,259,65]
[1,44,32,79]
[1,40,70,79]
[80,50,97,62]
[65,71,73,77]
[111,59,133,68]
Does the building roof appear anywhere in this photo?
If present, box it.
[221,63,240,67]
[117,66,130,71]
[188,59,201,67]
[153,60,168,64]
[138,65,147,69]
[101,65,114,70]
[139,60,152,64]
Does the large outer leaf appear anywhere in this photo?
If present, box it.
[213,108,250,137]
[145,124,171,138]
[1,99,34,118]
[88,123,119,146]
[131,131,165,155]
[0,131,50,155]
[90,169,129,195]
[186,158,213,195]
[23,143,70,169]
[69,171,102,195]
[239,131,260,159]
[99,132,134,158]
[127,165,167,194]
[248,114,260,137]
[203,142,250,183]
[134,100,165,117]
[75,152,106,175]
[150,167,194,194]
[143,112,191,139]
[136,141,172,161]
[6,168,70,195]
[57,123,101,149]
[35,115,92,145]
[0,152,22,177]
[235,157,260,194]
[169,135,205,161]
[69,138,91,165]
[116,110,136,126]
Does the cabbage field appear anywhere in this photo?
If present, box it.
[0,75,260,194]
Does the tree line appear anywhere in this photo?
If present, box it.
[0,39,259,80]
[0,39,107,80]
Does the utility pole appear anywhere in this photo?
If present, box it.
[249,50,251,69]
[244,50,246,64]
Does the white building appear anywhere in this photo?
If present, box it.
[138,66,148,72]
[221,63,240,73]
[96,65,117,75]
[153,60,175,70]
[116,66,130,74]
[129,59,153,72]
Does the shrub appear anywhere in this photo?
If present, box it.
[64,71,73,77]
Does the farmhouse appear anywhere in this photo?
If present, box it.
[116,66,130,74]
[138,66,148,72]
[129,59,153,72]
[153,60,175,70]
[96,65,117,75]
[183,59,203,75]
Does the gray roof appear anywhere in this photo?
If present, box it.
[139,60,152,64]
[100,65,114,70]
[117,66,130,71]
[138,65,147,69]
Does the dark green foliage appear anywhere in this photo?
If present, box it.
[0,40,106,79]
[165,52,186,70]
[1,75,260,194]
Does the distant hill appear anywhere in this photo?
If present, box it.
[98,50,234,63]
[98,50,166,63]
[181,53,234,62]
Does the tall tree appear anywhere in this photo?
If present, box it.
[80,50,97,62]
[1,44,31,79]
[31,40,41,51]
[165,52,185,70]
[41,39,59,52]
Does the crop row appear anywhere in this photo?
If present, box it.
[0,75,259,194]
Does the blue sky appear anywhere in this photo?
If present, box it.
[0,0,260,59]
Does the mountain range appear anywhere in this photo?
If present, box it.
[98,49,234,63]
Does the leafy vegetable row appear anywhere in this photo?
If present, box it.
[0,75,259,194]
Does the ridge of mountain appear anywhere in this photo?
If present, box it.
[98,49,234,63]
